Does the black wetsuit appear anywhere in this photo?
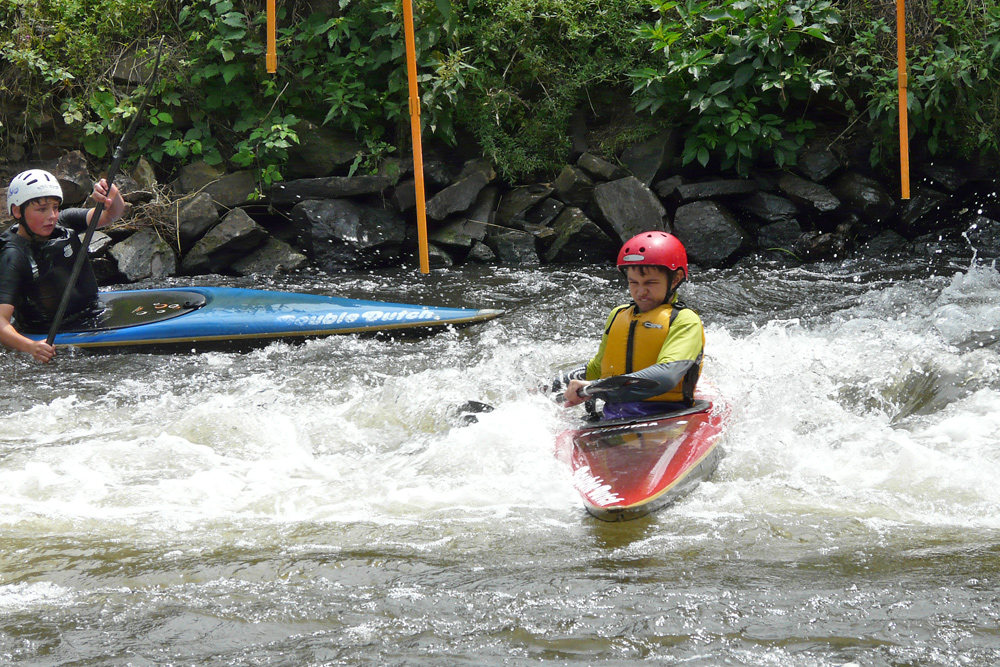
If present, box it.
[0,209,100,333]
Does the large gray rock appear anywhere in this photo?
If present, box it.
[181,208,269,274]
[553,165,594,207]
[675,179,758,202]
[523,223,558,249]
[496,184,553,227]
[426,242,455,268]
[592,176,667,243]
[466,185,501,227]
[831,171,896,226]
[392,178,419,213]
[109,228,178,282]
[3,141,25,164]
[795,230,847,260]
[54,151,93,205]
[271,176,389,206]
[292,199,407,270]
[111,48,157,84]
[429,218,488,251]
[897,186,950,236]
[174,162,257,209]
[736,191,799,223]
[430,185,498,251]
[485,230,539,265]
[389,162,464,212]
[964,214,1000,259]
[87,231,114,257]
[421,161,456,188]
[758,218,803,251]
[620,130,677,186]
[175,161,224,195]
[526,198,565,226]
[911,234,974,260]
[467,240,496,264]
[654,176,684,199]
[919,163,975,192]
[577,153,627,182]
[673,200,748,268]
[284,120,362,178]
[231,237,308,276]
[169,192,220,246]
[132,157,158,189]
[796,144,843,182]
[201,170,257,210]
[544,207,617,263]
[858,230,910,258]
[778,173,841,212]
[426,160,495,220]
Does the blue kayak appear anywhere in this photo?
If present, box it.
[25,287,503,349]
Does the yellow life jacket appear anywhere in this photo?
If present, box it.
[599,302,704,404]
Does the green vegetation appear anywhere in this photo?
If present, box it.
[631,0,840,175]
[834,0,1000,163]
[2,0,1000,184]
[451,0,651,179]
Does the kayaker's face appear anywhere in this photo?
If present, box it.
[627,266,675,312]
[15,197,61,238]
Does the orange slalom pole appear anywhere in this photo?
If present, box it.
[897,0,910,199]
[402,0,430,273]
[266,0,277,73]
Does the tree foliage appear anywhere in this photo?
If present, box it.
[2,0,1000,184]
[631,0,840,175]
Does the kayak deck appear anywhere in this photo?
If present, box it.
[555,399,727,521]
[26,286,503,350]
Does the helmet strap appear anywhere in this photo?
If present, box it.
[664,269,685,305]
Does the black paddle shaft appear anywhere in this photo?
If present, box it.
[580,375,658,397]
[45,38,165,347]
[453,376,658,426]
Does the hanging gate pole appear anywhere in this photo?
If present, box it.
[897,0,910,199]
[402,0,430,274]
[266,0,277,73]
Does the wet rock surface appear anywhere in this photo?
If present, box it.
[2,135,998,284]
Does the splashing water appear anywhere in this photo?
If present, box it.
[2,260,999,665]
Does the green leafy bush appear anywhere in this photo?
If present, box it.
[4,0,1000,186]
[0,0,160,148]
[631,0,841,175]
[835,0,1000,164]
[451,0,650,179]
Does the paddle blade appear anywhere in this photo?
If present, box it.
[450,400,494,425]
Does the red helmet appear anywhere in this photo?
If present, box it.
[617,231,688,278]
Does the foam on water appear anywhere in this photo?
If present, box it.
[699,262,1000,534]
[2,262,998,538]
[3,263,1000,665]
[0,337,577,533]
[0,581,73,611]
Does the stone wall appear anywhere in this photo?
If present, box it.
[3,132,999,285]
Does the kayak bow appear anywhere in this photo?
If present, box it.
[555,396,728,521]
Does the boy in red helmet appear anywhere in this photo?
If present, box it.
[0,169,124,363]
[561,231,704,420]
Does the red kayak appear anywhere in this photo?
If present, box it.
[555,396,728,521]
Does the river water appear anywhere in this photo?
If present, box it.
[2,256,999,666]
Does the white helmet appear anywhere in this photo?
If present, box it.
[7,169,63,214]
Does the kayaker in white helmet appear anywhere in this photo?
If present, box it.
[561,230,705,420]
[0,169,125,363]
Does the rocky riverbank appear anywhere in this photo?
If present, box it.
[3,129,999,285]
